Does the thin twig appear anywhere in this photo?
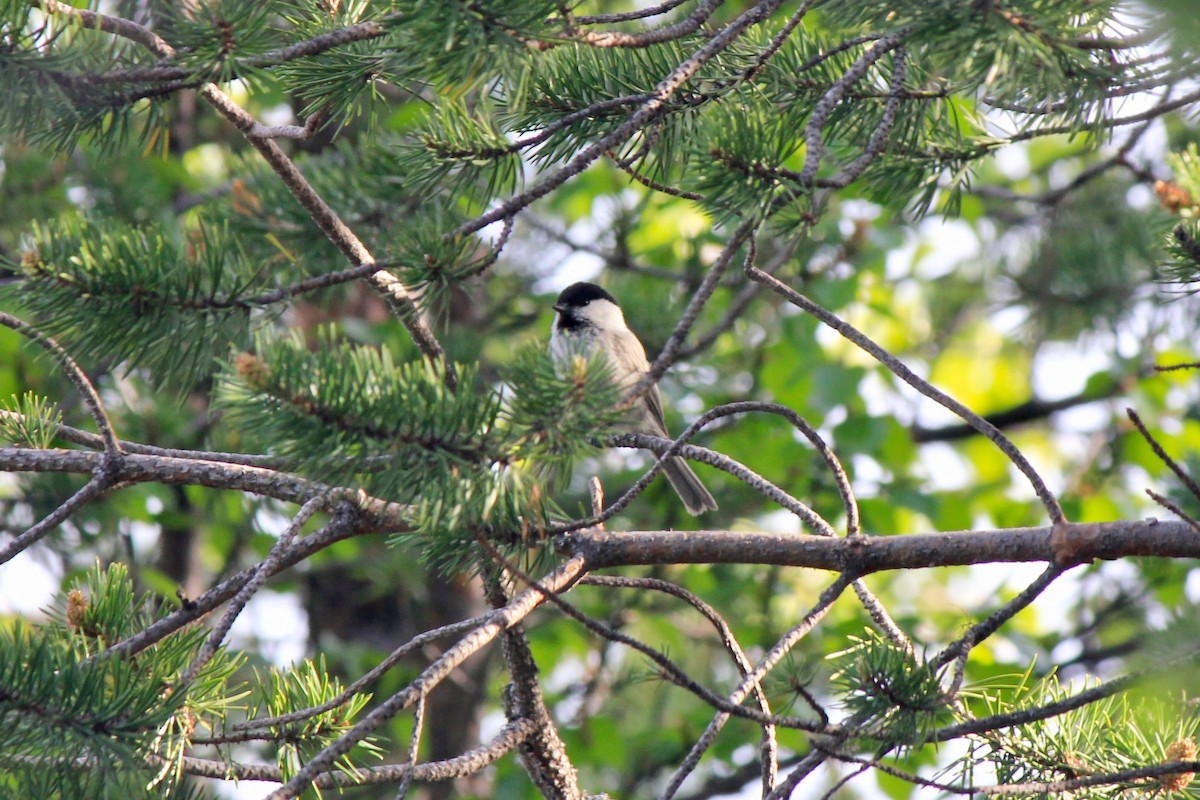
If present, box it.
[224,615,491,738]
[742,0,820,83]
[932,564,1066,675]
[0,470,115,565]
[480,540,827,734]
[1145,488,1200,534]
[394,691,425,800]
[746,267,1065,524]
[825,45,909,188]
[261,555,588,800]
[582,575,778,793]
[598,429,832,535]
[0,312,120,454]
[176,494,328,688]
[1127,408,1200,503]
[571,397,854,535]
[573,0,692,26]
[661,574,852,800]
[565,0,723,48]
[675,237,798,361]
[636,219,759,392]
[101,505,369,660]
[483,568,584,800]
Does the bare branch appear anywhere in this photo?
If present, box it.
[662,574,852,799]
[557,518,1200,572]
[0,470,115,565]
[1128,408,1200,504]
[394,691,425,800]
[581,576,778,793]
[563,0,722,48]
[932,564,1066,675]
[0,447,408,525]
[1146,489,1200,534]
[221,614,491,739]
[262,555,588,800]
[573,0,691,25]
[0,312,120,454]
[176,493,329,688]
[180,717,536,786]
[103,505,369,660]
[0,411,271,467]
[746,266,1066,524]
[637,219,759,390]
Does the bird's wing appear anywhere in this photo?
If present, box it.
[604,329,670,436]
[643,383,669,436]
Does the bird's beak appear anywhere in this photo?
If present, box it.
[552,303,566,315]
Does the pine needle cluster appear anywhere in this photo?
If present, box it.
[219,334,623,572]
[0,564,240,799]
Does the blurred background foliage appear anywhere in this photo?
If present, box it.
[1,0,1200,798]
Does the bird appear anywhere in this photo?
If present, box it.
[550,281,718,515]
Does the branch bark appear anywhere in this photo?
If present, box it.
[558,518,1200,572]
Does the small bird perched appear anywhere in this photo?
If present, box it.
[550,281,718,515]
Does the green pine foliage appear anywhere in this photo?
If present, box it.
[398,97,524,207]
[950,673,1200,797]
[0,0,171,154]
[0,564,242,798]
[159,0,282,86]
[0,391,62,449]
[217,333,622,571]
[379,0,562,88]
[248,655,381,780]
[272,0,388,122]
[10,217,266,388]
[829,630,956,749]
[0,0,1198,796]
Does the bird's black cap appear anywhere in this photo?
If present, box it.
[554,282,617,312]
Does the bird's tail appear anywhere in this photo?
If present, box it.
[660,456,718,516]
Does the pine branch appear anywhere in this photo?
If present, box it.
[0,446,407,523]
[12,717,538,787]
[486,573,583,800]
[198,86,455,382]
[452,0,794,239]
[558,518,1200,572]
[32,1,456,384]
